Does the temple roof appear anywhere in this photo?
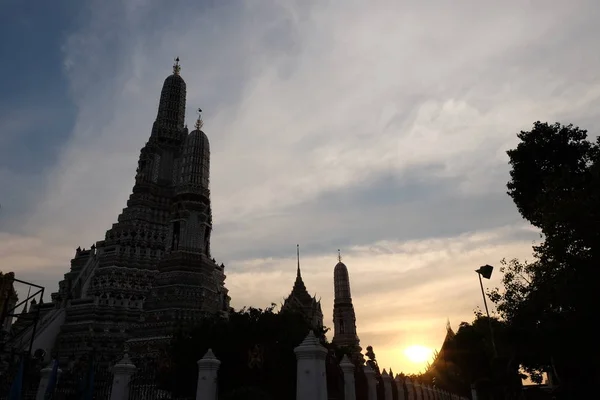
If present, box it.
[282,246,322,316]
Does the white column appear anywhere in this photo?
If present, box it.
[294,331,328,400]
[470,384,478,400]
[339,355,356,400]
[419,382,429,400]
[414,381,423,400]
[382,370,393,400]
[363,365,377,400]
[110,353,137,400]
[196,349,220,400]
[427,384,434,400]
[36,364,62,400]
[405,377,415,400]
[394,375,405,400]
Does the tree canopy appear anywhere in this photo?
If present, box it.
[166,305,323,399]
[491,121,599,396]
[423,315,521,398]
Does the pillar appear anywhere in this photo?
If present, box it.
[110,353,137,400]
[382,370,393,400]
[470,384,478,400]
[394,375,406,400]
[339,355,356,400]
[405,377,415,400]
[414,381,423,400]
[294,331,328,400]
[196,349,220,400]
[363,365,377,400]
[36,363,62,400]
[422,383,429,400]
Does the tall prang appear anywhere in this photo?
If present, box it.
[332,250,363,363]
[131,108,230,350]
[17,59,230,363]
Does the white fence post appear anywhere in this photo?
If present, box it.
[339,355,356,400]
[394,375,406,400]
[471,383,478,400]
[415,381,423,400]
[427,384,434,400]
[110,353,136,400]
[363,365,377,400]
[294,331,328,400]
[36,363,62,400]
[405,377,415,400]
[196,349,220,400]
[382,369,393,400]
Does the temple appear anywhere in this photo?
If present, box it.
[281,245,324,330]
[332,251,363,363]
[428,320,457,372]
[6,59,230,363]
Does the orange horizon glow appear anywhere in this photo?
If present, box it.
[403,345,435,367]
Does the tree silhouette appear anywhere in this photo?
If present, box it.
[168,305,322,399]
[494,121,599,397]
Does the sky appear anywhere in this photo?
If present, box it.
[1,0,599,375]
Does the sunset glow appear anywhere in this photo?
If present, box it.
[404,345,434,365]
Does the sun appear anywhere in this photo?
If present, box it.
[404,345,433,364]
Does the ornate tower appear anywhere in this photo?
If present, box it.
[281,245,323,330]
[138,110,229,345]
[332,251,362,361]
[45,59,228,362]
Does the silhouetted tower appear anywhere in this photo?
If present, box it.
[332,250,363,362]
[281,245,323,330]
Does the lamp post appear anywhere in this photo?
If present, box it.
[475,265,497,357]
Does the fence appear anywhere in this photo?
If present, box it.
[0,332,470,400]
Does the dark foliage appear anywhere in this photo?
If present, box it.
[167,305,323,400]
[492,121,599,396]
[423,316,522,398]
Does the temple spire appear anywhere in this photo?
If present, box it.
[195,108,204,130]
[338,249,342,263]
[297,244,301,278]
[173,57,181,75]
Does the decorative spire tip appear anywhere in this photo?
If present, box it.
[338,249,342,263]
[195,108,203,130]
[173,57,181,75]
[296,244,301,277]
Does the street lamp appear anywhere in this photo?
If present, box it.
[475,265,497,357]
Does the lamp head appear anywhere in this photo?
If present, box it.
[476,264,494,279]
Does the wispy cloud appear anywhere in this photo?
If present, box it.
[1,0,599,373]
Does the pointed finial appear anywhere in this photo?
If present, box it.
[337,249,342,263]
[296,244,301,278]
[173,57,181,75]
[195,108,204,130]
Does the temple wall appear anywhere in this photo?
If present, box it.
[27,309,65,361]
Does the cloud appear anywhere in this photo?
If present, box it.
[228,224,539,374]
[1,0,599,374]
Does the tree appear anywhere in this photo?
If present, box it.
[493,121,599,396]
[423,315,522,398]
[167,305,322,399]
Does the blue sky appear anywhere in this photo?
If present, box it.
[1,0,599,373]
[0,1,80,223]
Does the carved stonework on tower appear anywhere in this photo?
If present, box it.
[25,60,231,362]
[332,251,363,363]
